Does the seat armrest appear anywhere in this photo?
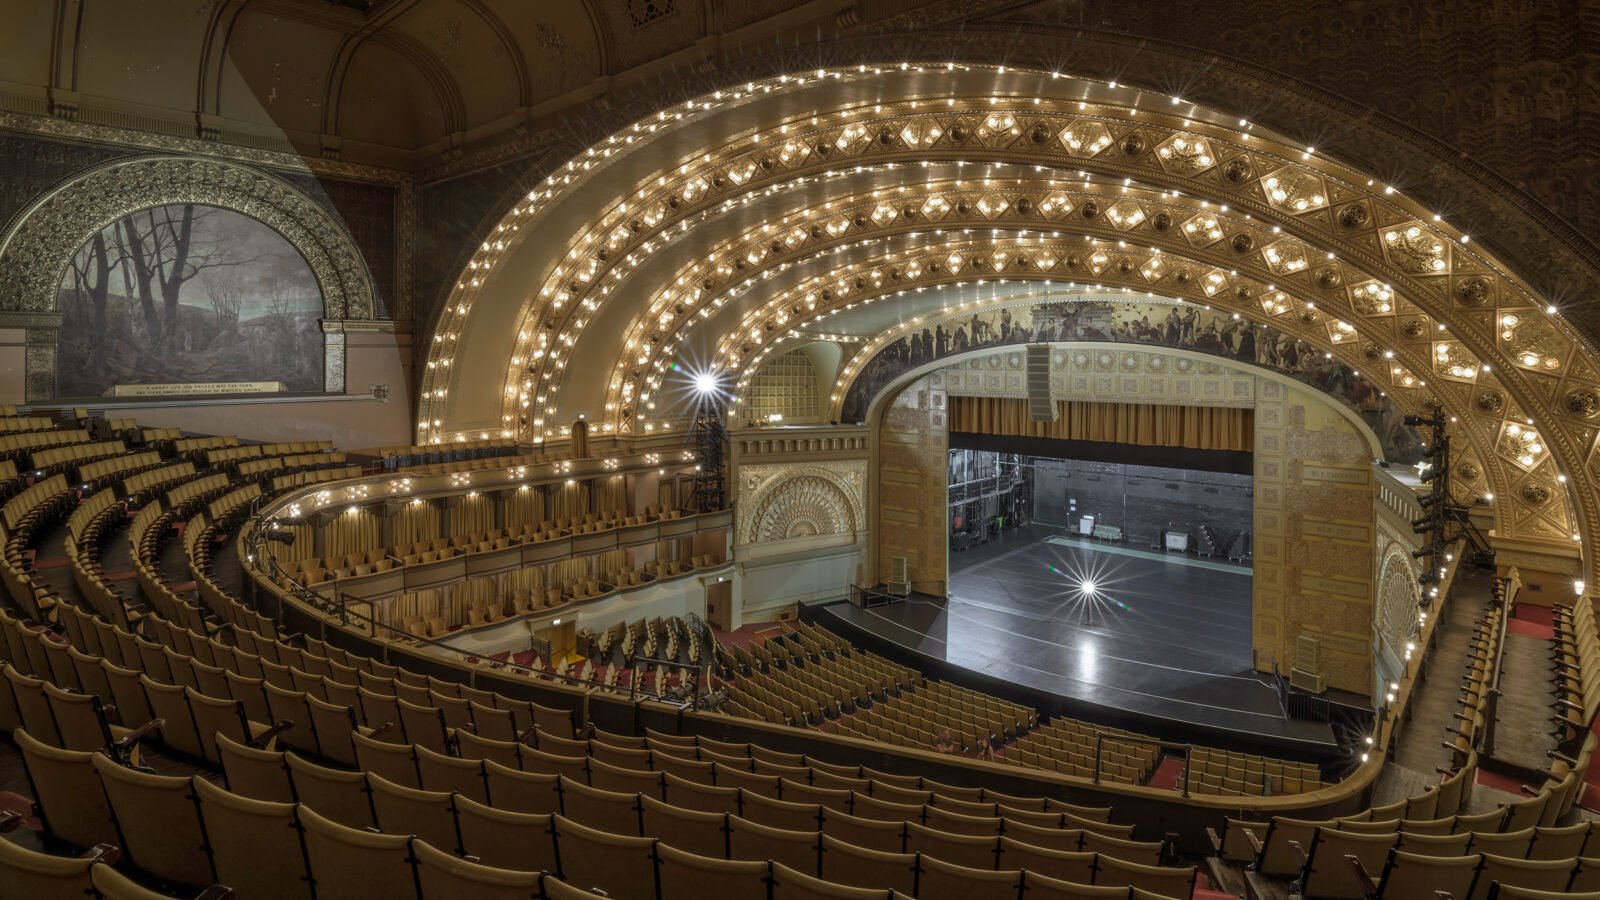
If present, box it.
[1344,855,1377,897]
[0,810,20,833]
[1289,839,1308,866]
[193,888,234,900]
[1206,826,1222,855]
[252,720,296,748]
[113,717,166,753]
[82,843,120,864]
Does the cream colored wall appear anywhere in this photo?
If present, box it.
[1252,379,1377,696]
[872,373,949,596]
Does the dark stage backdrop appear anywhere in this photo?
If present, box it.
[1031,457,1253,550]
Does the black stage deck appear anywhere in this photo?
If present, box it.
[817,525,1343,757]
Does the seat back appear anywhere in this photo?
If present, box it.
[1301,827,1399,899]
[285,751,374,829]
[550,814,658,899]
[482,759,562,814]
[1375,849,1481,899]
[93,753,213,887]
[14,727,117,849]
[216,732,294,803]
[412,839,543,900]
[298,804,418,899]
[191,776,313,900]
[353,730,420,788]
[367,772,461,856]
[816,834,918,894]
[769,861,899,900]
[1092,855,1196,897]
[914,854,1024,900]
[727,814,821,872]
[0,835,96,899]
[453,794,557,872]
[1469,854,1577,900]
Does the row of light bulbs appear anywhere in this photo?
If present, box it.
[411,65,1573,498]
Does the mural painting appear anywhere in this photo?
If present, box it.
[839,299,1424,463]
[56,204,324,397]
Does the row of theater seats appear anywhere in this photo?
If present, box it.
[996,723,1157,786]
[1182,745,1324,796]
[200,440,336,468]
[0,563,1224,899]
[1,616,1206,900]
[582,615,704,668]
[1207,754,1600,900]
[374,438,521,471]
[1551,594,1599,753]
[2,739,1181,900]
[1201,579,1600,899]
[3,604,576,769]
[728,622,1319,798]
[723,637,911,725]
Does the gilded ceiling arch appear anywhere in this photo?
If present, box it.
[415,60,1600,582]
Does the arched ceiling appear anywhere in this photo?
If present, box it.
[0,0,859,166]
[415,64,1600,583]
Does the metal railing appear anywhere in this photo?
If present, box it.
[1480,571,1520,757]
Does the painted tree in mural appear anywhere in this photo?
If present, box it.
[57,204,324,397]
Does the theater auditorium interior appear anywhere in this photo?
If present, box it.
[3,2,1600,899]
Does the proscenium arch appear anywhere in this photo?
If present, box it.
[858,339,1386,462]
[713,262,1550,542]
[420,61,1599,583]
[0,154,379,400]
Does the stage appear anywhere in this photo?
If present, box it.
[815,525,1346,757]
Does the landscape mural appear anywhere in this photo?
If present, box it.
[839,299,1425,463]
[56,204,325,397]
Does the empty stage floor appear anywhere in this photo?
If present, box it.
[826,529,1338,751]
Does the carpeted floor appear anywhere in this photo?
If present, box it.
[1509,602,1556,639]
[1146,756,1186,791]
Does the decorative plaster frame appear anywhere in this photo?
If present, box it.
[0,154,380,400]
[737,461,867,546]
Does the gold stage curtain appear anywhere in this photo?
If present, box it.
[548,557,591,589]
[504,567,544,596]
[393,501,440,549]
[553,482,589,519]
[597,475,628,516]
[596,548,628,580]
[452,493,494,536]
[505,487,544,530]
[326,509,381,561]
[949,396,1253,452]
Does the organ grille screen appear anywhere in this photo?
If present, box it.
[747,349,819,422]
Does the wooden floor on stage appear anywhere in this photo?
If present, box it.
[827,524,1343,750]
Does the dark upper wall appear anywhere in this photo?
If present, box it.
[990,0,1600,279]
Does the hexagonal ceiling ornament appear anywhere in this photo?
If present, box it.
[1262,239,1310,275]
[1350,281,1396,316]
[1261,168,1329,213]
[1433,341,1482,381]
[1104,201,1147,230]
[1155,134,1216,174]
[1181,212,1225,247]
[1059,120,1112,156]
[1382,223,1450,275]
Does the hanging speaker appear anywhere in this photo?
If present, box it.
[1026,344,1057,421]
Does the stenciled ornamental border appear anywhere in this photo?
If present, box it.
[0,155,378,400]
